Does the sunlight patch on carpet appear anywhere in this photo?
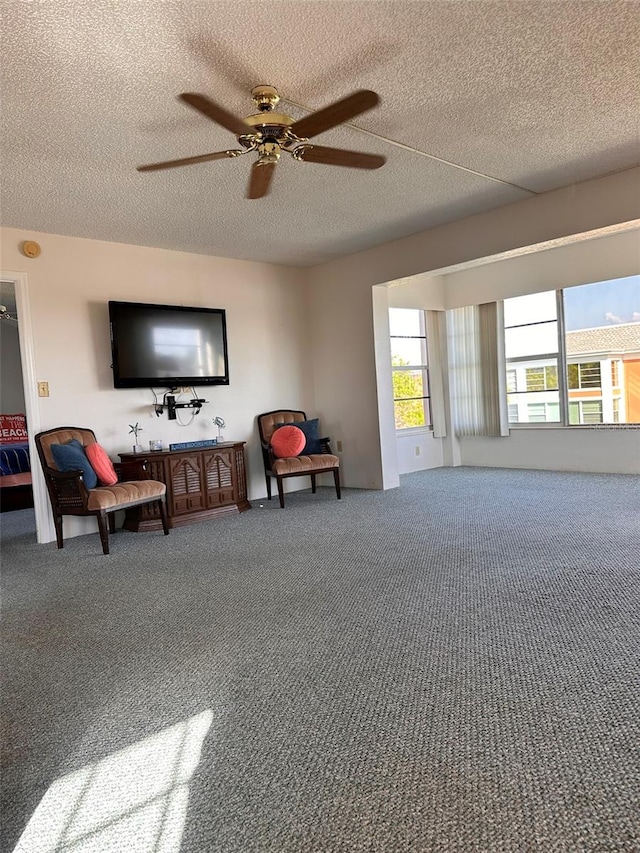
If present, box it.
[13,709,213,853]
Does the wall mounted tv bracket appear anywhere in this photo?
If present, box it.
[156,394,208,420]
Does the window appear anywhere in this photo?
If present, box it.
[389,308,431,429]
[611,360,620,387]
[567,362,601,389]
[504,291,561,423]
[527,403,544,422]
[527,403,559,423]
[526,365,558,391]
[569,400,603,425]
[504,275,640,426]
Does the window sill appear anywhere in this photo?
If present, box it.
[508,423,639,430]
[395,426,434,436]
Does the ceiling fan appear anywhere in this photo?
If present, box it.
[137,85,386,199]
[0,305,18,324]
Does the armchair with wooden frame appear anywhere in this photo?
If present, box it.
[35,427,169,555]
[257,409,341,508]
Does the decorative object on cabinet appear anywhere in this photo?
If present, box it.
[118,441,250,530]
[257,409,340,509]
[35,426,169,555]
[213,416,226,442]
[129,422,143,452]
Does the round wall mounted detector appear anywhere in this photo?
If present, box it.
[22,240,41,258]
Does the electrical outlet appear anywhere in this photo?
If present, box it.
[336,440,343,452]
[38,381,50,397]
[415,446,421,456]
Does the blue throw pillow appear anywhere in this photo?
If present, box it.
[294,418,322,454]
[276,418,323,453]
[51,438,98,489]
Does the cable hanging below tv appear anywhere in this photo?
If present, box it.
[108,300,230,389]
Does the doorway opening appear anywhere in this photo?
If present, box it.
[0,270,49,543]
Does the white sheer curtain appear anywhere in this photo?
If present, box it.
[446,302,509,437]
[425,310,447,438]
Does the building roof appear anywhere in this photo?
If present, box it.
[566,322,640,356]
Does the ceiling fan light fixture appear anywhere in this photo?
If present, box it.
[257,141,281,164]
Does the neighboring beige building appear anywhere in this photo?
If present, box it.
[566,322,640,424]
[507,322,640,425]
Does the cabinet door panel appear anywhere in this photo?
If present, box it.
[203,449,235,507]
[169,456,205,514]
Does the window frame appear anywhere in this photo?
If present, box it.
[505,285,639,429]
[389,308,432,432]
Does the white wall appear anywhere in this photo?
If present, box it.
[444,227,640,308]
[306,167,640,483]
[386,274,446,309]
[307,168,640,293]
[396,432,444,474]
[304,265,385,489]
[460,429,640,475]
[1,228,309,542]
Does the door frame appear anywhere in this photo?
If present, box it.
[1,269,52,543]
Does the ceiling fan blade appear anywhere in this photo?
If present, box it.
[296,145,385,169]
[179,92,250,136]
[247,160,276,199]
[290,90,380,139]
[137,150,243,172]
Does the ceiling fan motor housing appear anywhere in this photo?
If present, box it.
[251,85,280,112]
[241,112,298,159]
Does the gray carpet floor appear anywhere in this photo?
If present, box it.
[1,467,639,852]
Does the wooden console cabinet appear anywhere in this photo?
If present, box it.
[119,441,250,530]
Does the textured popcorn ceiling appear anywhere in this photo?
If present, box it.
[1,1,639,267]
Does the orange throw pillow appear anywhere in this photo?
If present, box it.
[85,442,118,486]
[271,425,306,458]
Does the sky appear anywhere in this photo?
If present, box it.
[563,275,640,331]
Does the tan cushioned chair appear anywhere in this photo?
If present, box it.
[257,409,340,508]
[35,427,169,555]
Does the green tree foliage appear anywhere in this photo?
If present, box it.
[392,356,425,428]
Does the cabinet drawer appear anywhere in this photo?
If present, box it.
[207,488,235,508]
[173,494,206,514]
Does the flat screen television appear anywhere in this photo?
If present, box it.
[109,300,229,388]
